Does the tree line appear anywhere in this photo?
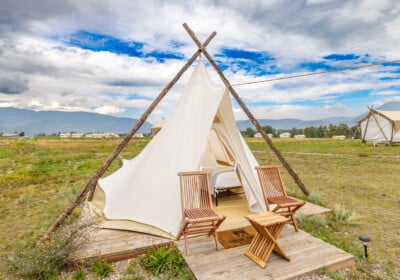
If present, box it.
[242,123,361,138]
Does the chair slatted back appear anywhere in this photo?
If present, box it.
[255,165,305,232]
[256,165,287,200]
[178,171,212,212]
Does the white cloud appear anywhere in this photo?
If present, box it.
[0,35,189,115]
[94,105,124,115]
[0,0,399,121]
[234,103,365,121]
[374,90,400,96]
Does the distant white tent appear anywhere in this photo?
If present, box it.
[89,61,265,239]
[358,109,400,145]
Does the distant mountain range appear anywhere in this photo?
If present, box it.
[1,101,399,135]
[236,116,361,131]
[376,101,400,111]
[0,108,152,135]
[236,101,400,131]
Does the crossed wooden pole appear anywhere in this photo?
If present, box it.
[39,23,309,244]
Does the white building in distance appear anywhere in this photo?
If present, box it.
[254,132,273,138]
[332,135,346,140]
[279,132,291,138]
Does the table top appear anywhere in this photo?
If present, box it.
[245,211,288,226]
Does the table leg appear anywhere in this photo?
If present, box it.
[245,220,290,268]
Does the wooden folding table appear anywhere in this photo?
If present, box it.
[245,212,290,268]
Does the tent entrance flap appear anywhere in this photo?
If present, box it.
[205,128,235,166]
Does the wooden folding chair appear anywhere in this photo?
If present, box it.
[255,165,305,232]
[176,171,226,256]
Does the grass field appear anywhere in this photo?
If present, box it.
[0,137,399,278]
[248,138,400,277]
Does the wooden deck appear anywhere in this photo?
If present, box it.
[73,226,171,262]
[180,226,354,280]
[73,195,354,279]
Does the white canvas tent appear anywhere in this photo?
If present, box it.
[358,109,400,145]
[41,24,308,243]
[89,61,265,239]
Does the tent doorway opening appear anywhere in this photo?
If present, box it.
[212,190,252,231]
[151,106,258,232]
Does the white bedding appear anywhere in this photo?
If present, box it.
[201,164,242,197]
[215,170,242,192]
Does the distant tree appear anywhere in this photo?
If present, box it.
[304,126,317,138]
[349,125,361,139]
[18,132,25,137]
[262,125,275,136]
[327,123,349,137]
[337,123,350,136]
[316,126,328,137]
[242,123,359,139]
[244,127,255,137]
[290,127,304,137]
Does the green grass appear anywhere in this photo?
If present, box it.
[248,138,400,277]
[90,260,114,278]
[2,219,84,279]
[0,137,148,262]
[140,244,192,279]
[0,137,399,278]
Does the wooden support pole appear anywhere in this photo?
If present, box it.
[361,113,369,144]
[370,109,391,145]
[39,30,217,244]
[183,23,309,196]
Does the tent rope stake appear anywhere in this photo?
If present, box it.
[39,31,217,244]
[183,23,309,197]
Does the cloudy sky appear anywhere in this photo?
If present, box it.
[1,0,400,124]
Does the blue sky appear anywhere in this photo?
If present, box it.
[0,0,399,123]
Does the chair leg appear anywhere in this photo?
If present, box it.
[214,230,219,251]
[288,207,301,232]
[274,207,301,232]
[184,233,190,256]
[291,214,300,232]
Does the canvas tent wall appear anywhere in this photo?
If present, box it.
[89,61,265,239]
[358,109,400,145]
[151,119,166,136]
[153,117,241,167]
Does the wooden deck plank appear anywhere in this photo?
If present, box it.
[73,226,171,261]
[180,226,354,280]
